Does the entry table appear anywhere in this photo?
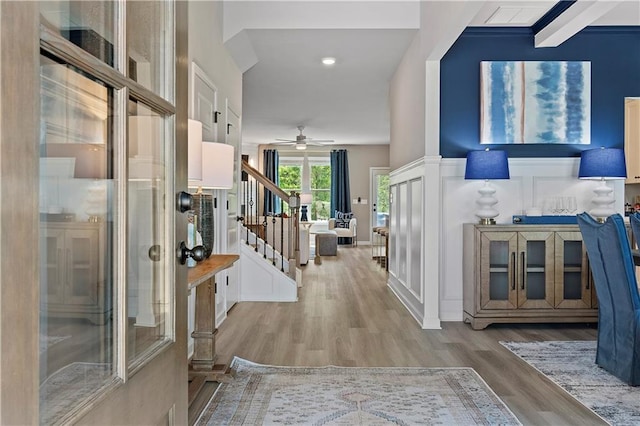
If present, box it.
[187,254,239,381]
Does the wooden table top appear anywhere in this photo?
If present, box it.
[188,254,239,290]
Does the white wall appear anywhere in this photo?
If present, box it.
[189,1,242,116]
[389,33,425,171]
[389,1,485,170]
[388,2,486,328]
[187,1,243,355]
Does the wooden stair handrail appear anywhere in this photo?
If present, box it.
[241,159,301,273]
[242,159,289,201]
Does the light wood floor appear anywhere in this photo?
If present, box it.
[191,245,604,425]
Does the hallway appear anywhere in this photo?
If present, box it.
[202,246,603,425]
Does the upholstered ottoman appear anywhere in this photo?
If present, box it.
[315,230,338,256]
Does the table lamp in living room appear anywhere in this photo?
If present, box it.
[299,193,313,222]
[578,147,626,222]
[465,148,510,225]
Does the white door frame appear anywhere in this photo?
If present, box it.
[369,167,390,234]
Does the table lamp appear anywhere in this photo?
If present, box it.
[578,147,626,221]
[193,141,234,257]
[299,193,313,222]
[465,148,510,225]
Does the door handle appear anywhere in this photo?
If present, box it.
[176,241,205,265]
[511,252,516,290]
[521,251,526,290]
[148,245,162,262]
[176,191,193,213]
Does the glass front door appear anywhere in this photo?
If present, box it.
[37,0,180,423]
[370,167,390,229]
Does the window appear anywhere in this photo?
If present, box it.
[310,164,331,220]
[279,156,331,221]
[278,164,301,193]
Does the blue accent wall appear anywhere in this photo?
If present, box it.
[440,27,640,158]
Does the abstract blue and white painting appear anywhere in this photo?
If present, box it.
[480,61,590,144]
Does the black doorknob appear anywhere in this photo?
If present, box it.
[176,191,194,213]
[176,241,206,265]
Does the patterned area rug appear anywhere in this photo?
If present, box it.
[501,341,640,425]
[197,357,521,425]
[39,334,71,354]
[40,362,112,425]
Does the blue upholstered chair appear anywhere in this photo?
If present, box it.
[577,213,640,385]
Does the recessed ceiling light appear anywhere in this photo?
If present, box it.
[322,57,336,66]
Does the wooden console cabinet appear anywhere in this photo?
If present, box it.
[187,254,239,406]
[463,224,598,330]
[40,222,110,324]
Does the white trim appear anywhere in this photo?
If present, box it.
[390,157,425,179]
[387,156,441,329]
[423,156,441,329]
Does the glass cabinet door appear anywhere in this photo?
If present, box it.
[517,231,555,309]
[480,231,518,309]
[40,226,66,305]
[555,231,592,308]
[64,227,100,307]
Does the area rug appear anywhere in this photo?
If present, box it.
[40,362,112,425]
[196,357,521,425]
[501,340,640,425]
[39,334,71,354]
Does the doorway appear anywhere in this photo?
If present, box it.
[370,167,390,231]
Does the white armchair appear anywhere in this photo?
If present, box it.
[328,217,357,246]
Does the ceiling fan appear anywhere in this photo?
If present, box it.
[273,126,335,150]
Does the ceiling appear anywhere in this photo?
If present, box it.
[230,1,640,148]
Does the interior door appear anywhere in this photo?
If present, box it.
[225,105,241,311]
[192,62,218,142]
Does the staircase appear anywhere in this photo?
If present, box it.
[238,160,301,302]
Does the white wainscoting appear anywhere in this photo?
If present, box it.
[438,157,624,322]
[388,156,625,327]
[388,157,442,329]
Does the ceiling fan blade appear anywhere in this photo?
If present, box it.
[307,139,335,143]
[275,138,295,142]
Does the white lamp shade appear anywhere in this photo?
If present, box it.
[129,116,165,180]
[188,119,203,182]
[202,142,234,189]
[300,193,313,204]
